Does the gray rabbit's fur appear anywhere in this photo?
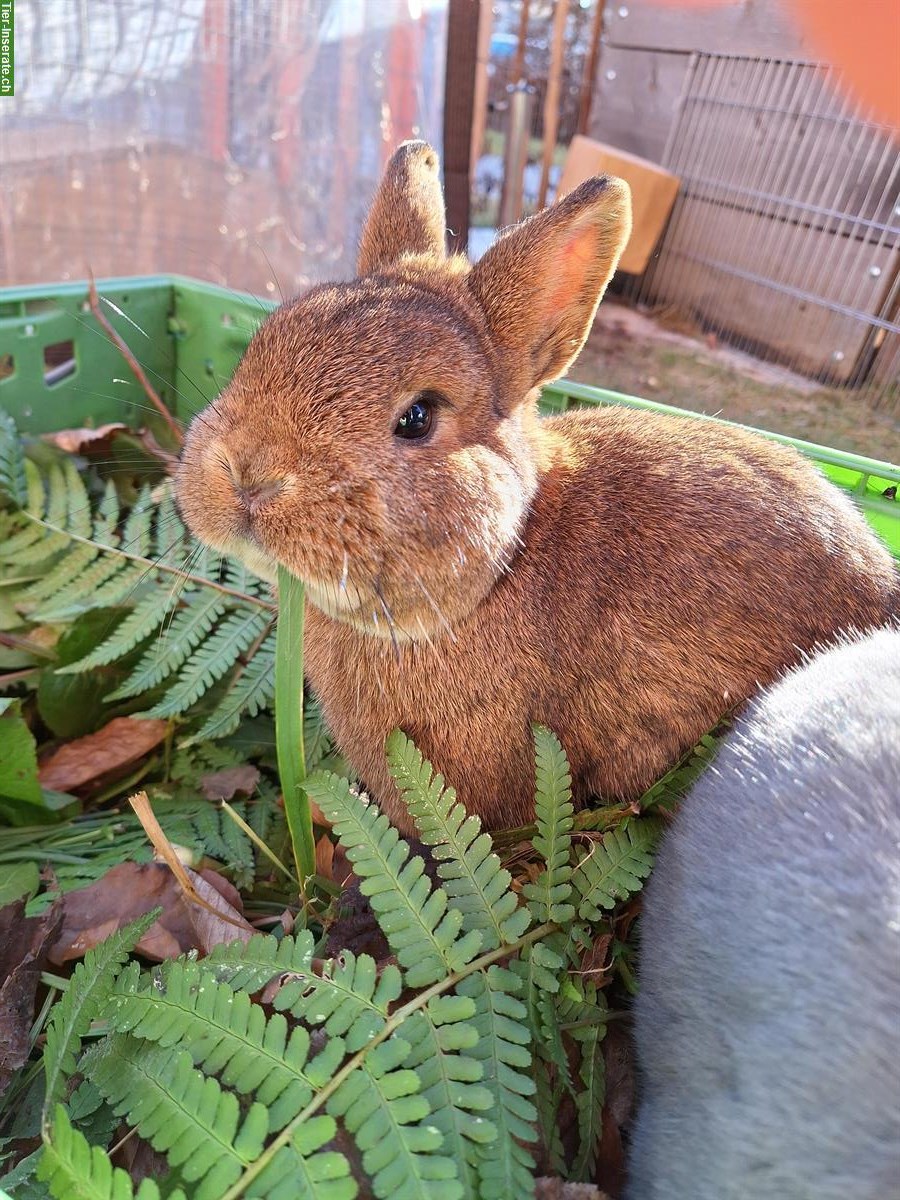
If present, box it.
[628,626,900,1200]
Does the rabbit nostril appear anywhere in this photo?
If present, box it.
[236,479,284,510]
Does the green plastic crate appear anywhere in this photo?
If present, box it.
[1,274,898,558]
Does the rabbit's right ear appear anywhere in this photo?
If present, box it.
[357,141,448,275]
[470,176,632,395]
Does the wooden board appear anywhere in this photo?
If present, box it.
[558,135,680,275]
[587,46,689,165]
[604,0,810,58]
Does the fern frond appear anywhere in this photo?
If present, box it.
[523,727,575,924]
[107,591,230,700]
[183,635,275,743]
[458,967,536,1200]
[120,486,154,558]
[275,949,402,1053]
[236,1117,357,1200]
[305,770,483,987]
[400,1001,496,1198]
[563,979,607,1181]
[108,959,345,1133]
[88,1034,268,1200]
[38,1105,179,1200]
[145,608,270,718]
[0,407,27,508]
[57,589,169,674]
[34,554,131,622]
[303,699,334,773]
[533,1059,567,1178]
[386,731,530,952]
[202,929,315,990]
[152,485,187,563]
[93,480,120,544]
[571,819,661,920]
[20,542,100,603]
[328,1033,462,1200]
[42,911,159,1114]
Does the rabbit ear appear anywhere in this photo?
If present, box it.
[357,141,448,275]
[470,176,632,393]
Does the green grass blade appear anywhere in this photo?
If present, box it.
[275,565,314,886]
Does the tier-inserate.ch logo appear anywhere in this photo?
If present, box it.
[0,0,13,98]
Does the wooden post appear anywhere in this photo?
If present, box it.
[469,0,494,177]
[538,0,569,210]
[577,0,605,136]
[511,0,531,84]
[444,0,481,254]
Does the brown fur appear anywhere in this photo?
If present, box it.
[176,141,899,833]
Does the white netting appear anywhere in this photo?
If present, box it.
[0,0,448,295]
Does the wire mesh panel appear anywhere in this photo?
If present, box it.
[0,0,448,296]
[633,52,900,411]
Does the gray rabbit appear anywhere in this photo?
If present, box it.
[628,626,900,1200]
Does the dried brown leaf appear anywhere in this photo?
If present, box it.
[0,898,63,1092]
[38,718,168,793]
[42,423,128,454]
[49,861,253,965]
[200,764,260,801]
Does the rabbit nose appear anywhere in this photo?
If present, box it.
[235,478,284,511]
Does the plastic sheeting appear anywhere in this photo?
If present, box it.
[0,0,448,296]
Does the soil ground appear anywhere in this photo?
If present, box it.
[572,301,900,465]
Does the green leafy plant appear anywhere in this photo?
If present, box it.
[0,410,276,745]
[27,728,661,1200]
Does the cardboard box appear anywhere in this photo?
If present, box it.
[558,135,680,275]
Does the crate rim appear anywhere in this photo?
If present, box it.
[2,273,898,483]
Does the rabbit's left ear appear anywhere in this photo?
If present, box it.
[357,141,448,275]
[470,176,632,392]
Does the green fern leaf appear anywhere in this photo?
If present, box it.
[386,731,530,951]
[120,486,154,558]
[0,407,27,508]
[108,959,346,1134]
[218,801,257,890]
[533,1059,567,1178]
[37,1105,179,1200]
[107,591,229,700]
[20,542,101,604]
[88,1034,268,1200]
[303,699,334,773]
[458,967,536,1200]
[523,727,575,924]
[93,480,120,544]
[564,979,607,1181]
[62,458,92,540]
[145,608,270,718]
[571,819,661,920]
[275,949,402,1053]
[57,589,168,674]
[152,485,187,563]
[183,637,276,743]
[203,930,319,992]
[305,771,483,987]
[34,554,131,622]
[399,1002,496,1199]
[43,910,159,1113]
[328,1034,462,1200]
[237,1117,357,1200]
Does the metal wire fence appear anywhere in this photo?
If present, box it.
[629,52,900,412]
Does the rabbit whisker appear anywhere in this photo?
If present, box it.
[411,572,456,642]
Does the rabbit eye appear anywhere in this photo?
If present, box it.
[395,393,437,441]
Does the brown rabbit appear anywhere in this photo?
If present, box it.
[177,141,899,833]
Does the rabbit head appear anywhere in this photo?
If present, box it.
[176,142,632,639]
